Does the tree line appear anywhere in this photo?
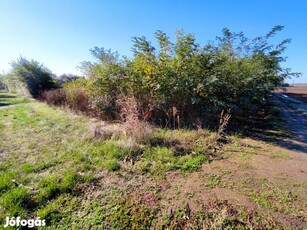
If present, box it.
[0,26,300,128]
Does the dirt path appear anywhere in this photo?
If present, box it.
[161,136,307,228]
[273,93,307,153]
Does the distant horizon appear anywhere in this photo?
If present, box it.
[289,82,307,85]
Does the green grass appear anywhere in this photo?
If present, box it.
[270,151,291,159]
[238,151,251,160]
[0,187,30,217]
[0,92,31,107]
[0,92,214,228]
[104,159,121,171]
[172,154,208,171]
[0,92,303,229]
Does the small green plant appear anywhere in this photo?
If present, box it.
[37,175,61,204]
[271,151,291,159]
[134,160,151,173]
[0,171,20,194]
[205,173,222,189]
[36,200,60,220]
[61,171,83,193]
[238,163,252,170]
[105,159,120,171]
[231,134,241,140]
[105,192,159,229]
[102,141,127,160]
[251,191,276,210]
[36,194,79,226]
[0,187,30,217]
[239,151,251,160]
[172,154,208,171]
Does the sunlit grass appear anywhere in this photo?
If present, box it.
[0,92,304,229]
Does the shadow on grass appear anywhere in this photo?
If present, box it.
[0,94,17,99]
[237,94,307,154]
[244,128,307,153]
[0,93,30,107]
[0,103,13,107]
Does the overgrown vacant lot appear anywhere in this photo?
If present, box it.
[0,92,307,229]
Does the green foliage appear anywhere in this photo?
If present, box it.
[61,170,83,192]
[101,141,127,160]
[78,47,126,118]
[38,175,61,203]
[37,171,83,204]
[106,193,159,229]
[172,154,208,171]
[72,26,299,127]
[5,57,57,97]
[36,199,62,221]
[0,172,20,194]
[0,187,30,217]
[104,159,120,171]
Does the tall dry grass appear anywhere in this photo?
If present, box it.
[116,94,152,143]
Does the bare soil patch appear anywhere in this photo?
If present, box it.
[160,140,307,228]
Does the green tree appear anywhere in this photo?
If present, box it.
[78,47,127,118]
[7,57,57,97]
[75,26,299,127]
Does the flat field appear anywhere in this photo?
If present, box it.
[282,86,307,103]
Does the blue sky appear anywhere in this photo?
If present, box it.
[0,0,306,83]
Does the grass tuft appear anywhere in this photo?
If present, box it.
[105,159,121,171]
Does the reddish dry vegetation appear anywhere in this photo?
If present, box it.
[281,86,307,103]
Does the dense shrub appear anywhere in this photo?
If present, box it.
[42,89,66,106]
[42,87,98,117]
[4,57,57,98]
[44,26,300,128]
